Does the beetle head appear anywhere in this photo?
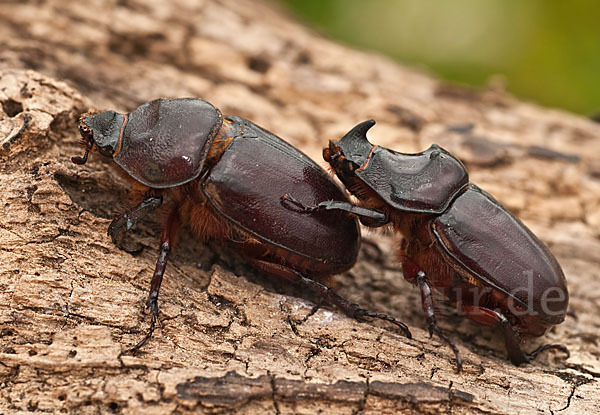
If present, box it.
[324,120,376,185]
[73,111,126,164]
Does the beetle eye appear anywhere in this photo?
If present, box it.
[79,123,92,139]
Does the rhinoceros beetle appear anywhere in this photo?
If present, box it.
[72,99,411,352]
[284,120,569,371]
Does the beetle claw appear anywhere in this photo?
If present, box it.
[280,194,315,213]
[522,343,570,363]
[128,295,161,355]
[428,327,434,338]
[427,323,463,372]
[353,308,412,339]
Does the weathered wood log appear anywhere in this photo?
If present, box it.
[1,0,599,413]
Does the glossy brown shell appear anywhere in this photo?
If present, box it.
[432,185,568,324]
[336,120,469,213]
[356,145,469,213]
[202,117,360,274]
[114,98,223,188]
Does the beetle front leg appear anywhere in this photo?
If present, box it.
[461,305,570,365]
[249,259,411,338]
[128,209,179,354]
[108,195,163,254]
[281,194,389,227]
[413,271,463,372]
[401,259,463,371]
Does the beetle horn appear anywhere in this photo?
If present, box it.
[336,119,376,166]
[72,139,93,165]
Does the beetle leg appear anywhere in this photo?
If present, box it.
[461,305,569,365]
[108,195,163,254]
[249,259,412,338]
[281,194,389,227]
[414,271,463,372]
[128,209,179,354]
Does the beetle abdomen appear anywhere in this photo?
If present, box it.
[203,117,360,273]
[114,98,223,188]
[432,185,568,324]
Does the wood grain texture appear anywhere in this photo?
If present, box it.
[1,1,599,413]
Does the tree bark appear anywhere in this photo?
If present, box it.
[1,0,599,414]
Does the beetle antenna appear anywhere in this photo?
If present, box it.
[72,139,93,165]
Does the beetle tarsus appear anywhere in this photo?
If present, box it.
[295,274,412,339]
[482,308,568,366]
[416,271,463,372]
[128,285,162,356]
[352,307,412,339]
[428,322,463,372]
[129,212,177,353]
[249,258,411,339]
[128,305,158,355]
[281,195,389,227]
[280,194,317,213]
[292,274,412,338]
[519,343,570,364]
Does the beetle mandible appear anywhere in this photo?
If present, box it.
[72,99,412,352]
[284,120,569,371]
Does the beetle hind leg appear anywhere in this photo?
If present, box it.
[461,305,569,365]
[249,259,412,338]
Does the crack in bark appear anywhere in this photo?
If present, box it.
[61,280,75,328]
[550,371,593,413]
[1,113,31,151]
[352,376,369,415]
[555,384,577,412]
[269,373,281,415]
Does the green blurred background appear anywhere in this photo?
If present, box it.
[281,0,600,116]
